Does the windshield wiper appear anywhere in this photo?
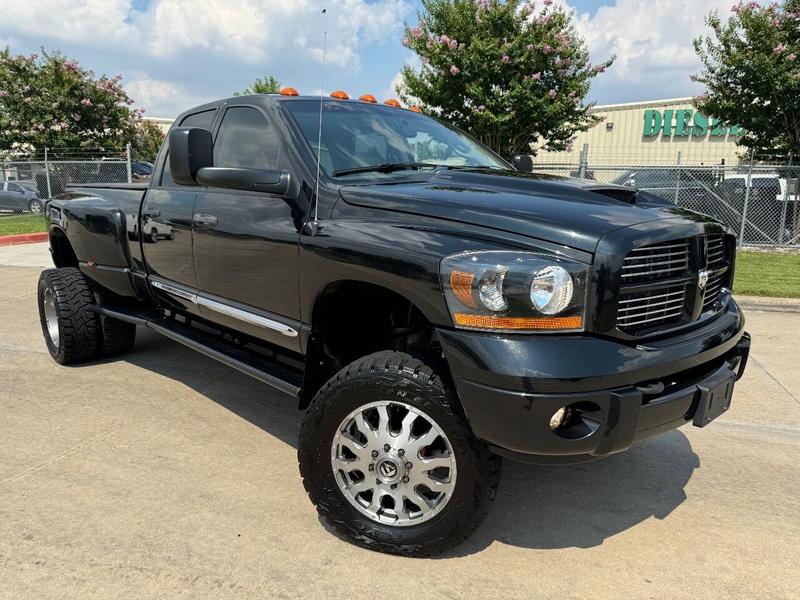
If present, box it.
[333,162,434,177]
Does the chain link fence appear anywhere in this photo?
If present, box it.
[532,148,800,249]
[0,147,134,216]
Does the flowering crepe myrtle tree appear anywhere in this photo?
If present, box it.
[398,0,613,160]
[131,119,165,162]
[693,1,800,159]
[0,48,147,159]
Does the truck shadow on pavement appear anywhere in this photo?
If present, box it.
[122,330,700,557]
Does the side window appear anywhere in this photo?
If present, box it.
[160,109,217,187]
[214,107,280,171]
[7,183,22,193]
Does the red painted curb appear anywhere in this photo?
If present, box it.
[0,232,49,247]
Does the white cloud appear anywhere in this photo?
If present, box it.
[125,76,204,118]
[571,0,735,102]
[0,0,410,112]
[1,0,138,44]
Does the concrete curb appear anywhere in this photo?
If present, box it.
[0,232,48,247]
[736,295,800,313]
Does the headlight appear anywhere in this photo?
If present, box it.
[441,251,588,332]
[530,265,573,315]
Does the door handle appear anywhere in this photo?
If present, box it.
[142,208,160,218]
[193,213,218,227]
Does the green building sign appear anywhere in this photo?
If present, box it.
[643,109,742,138]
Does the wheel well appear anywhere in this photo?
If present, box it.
[300,281,451,407]
[50,228,78,268]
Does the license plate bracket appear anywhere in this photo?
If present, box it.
[693,368,736,428]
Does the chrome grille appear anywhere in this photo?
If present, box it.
[620,240,689,284]
[706,235,725,269]
[617,284,687,329]
[616,234,732,335]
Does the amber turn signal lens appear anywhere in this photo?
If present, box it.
[453,313,583,330]
[330,90,349,100]
[450,271,477,308]
[359,94,377,103]
[384,98,401,107]
[279,87,299,96]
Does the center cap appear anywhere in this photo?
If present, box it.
[375,457,402,484]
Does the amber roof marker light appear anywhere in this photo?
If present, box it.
[330,90,349,100]
[279,87,299,96]
[384,98,401,107]
[409,106,422,113]
[359,94,377,103]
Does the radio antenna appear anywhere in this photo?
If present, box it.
[312,14,327,230]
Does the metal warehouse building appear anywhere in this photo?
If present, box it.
[536,97,746,166]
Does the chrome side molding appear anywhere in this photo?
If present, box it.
[196,295,298,337]
[150,277,298,337]
[151,279,197,302]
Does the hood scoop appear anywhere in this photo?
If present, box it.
[583,185,638,205]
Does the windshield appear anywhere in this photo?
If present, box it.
[284,100,507,179]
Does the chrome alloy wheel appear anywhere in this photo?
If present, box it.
[42,287,59,347]
[331,400,457,527]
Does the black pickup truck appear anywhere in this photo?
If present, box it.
[38,93,750,556]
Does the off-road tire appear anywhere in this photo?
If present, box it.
[38,268,99,364]
[28,199,43,213]
[149,229,158,243]
[99,315,136,357]
[298,351,501,557]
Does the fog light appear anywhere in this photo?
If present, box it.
[549,407,569,431]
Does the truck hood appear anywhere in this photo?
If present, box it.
[339,170,698,253]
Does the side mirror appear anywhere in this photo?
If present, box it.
[168,127,213,185]
[513,154,533,173]
[195,167,292,196]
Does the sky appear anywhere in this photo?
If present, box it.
[0,0,739,118]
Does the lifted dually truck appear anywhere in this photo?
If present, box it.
[39,93,751,557]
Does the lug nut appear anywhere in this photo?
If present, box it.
[398,449,405,457]
[383,444,390,452]
[406,462,413,470]
[402,476,409,483]
[371,450,379,458]
[368,464,374,471]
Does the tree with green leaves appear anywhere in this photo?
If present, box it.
[693,1,800,159]
[0,48,145,159]
[234,75,281,96]
[398,0,613,159]
[131,120,165,162]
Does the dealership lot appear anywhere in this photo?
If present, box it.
[0,262,798,599]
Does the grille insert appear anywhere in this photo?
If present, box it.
[621,240,689,283]
[706,235,726,269]
[617,284,687,329]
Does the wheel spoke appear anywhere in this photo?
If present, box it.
[406,427,438,457]
[417,455,452,471]
[399,411,418,443]
[375,405,392,437]
[395,495,411,520]
[354,412,378,442]
[348,478,372,494]
[408,468,452,492]
[338,438,370,463]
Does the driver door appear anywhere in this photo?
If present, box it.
[192,103,302,351]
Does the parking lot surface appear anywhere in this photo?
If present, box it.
[1,263,798,599]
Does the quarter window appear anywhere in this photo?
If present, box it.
[160,109,217,187]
